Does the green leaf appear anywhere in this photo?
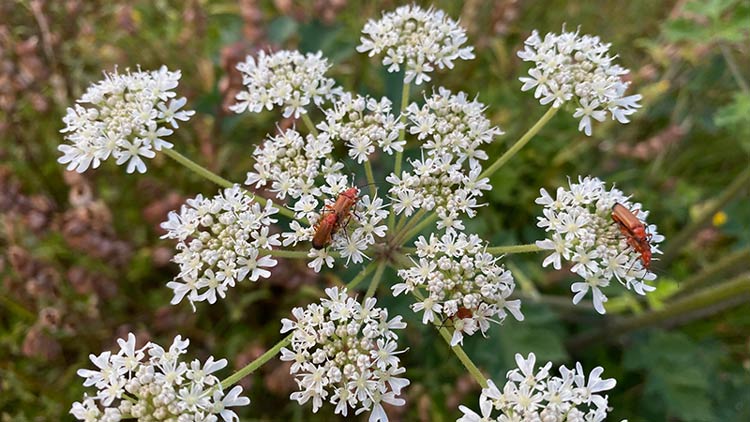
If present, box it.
[624,331,724,421]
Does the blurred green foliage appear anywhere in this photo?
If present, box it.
[1,0,749,421]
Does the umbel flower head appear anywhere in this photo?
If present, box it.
[59,66,194,173]
[71,333,250,422]
[357,4,475,85]
[318,93,406,163]
[393,231,523,346]
[230,50,341,119]
[160,185,280,309]
[457,353,617,421]
[280,287,410,422]
[518,27,642,136]
[535,176,664,314]
[388,87,499,231]
[245,127,389,270]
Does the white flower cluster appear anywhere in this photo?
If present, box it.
[357,4,475,85]
[318,93,405,163]
[457,353,617,422]
[59,66,194,173]
[393,231,523,346]
[518,28,642,136]
[231,50,340,119]
[280,287,410,422]
[388,88,499,231]
[245,128,388,270]
[71,333,249,422]
[535,176,664,314]
[160,185,280,309]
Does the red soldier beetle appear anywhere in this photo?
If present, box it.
[311,187,360,250]
[611,203,652,269]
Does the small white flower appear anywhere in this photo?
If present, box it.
[358,5,474,85]
[280,287,409,420]
[318,93,405,162]
[71,333,250,421]
[58,66,193,173]
[518,28,642,135]
[231,50,340,118]
[535,176,663,313]
[457,353,618,421]
[160,185,280,308]
[397,231,522,344]
[388,88,501,228]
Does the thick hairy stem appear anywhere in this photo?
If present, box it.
[568,274,750,348]
[667,248,750,299]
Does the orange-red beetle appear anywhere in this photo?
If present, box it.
[611,203,652,269]
[311,187,359,250]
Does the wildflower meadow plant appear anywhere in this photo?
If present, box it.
[71,333,250,421]
[63,4,659,420]
[457,353,617,421]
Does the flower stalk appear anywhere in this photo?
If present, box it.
[221,333,293,389]
[480,106,559,180]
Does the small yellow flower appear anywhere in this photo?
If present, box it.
[712,211,728,226]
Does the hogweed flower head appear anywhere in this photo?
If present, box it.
[280,287,409,421]
[244,126,388,270]
[535,176,664,314]
[457,352,617,421]
[393,231,523,346]
[357,5,475,85]
[318,93,406,162]
[518,27,642,136]
[388,87,499,231]
[230,50,341,119]
[71,333,250,421]
[160,185,280,309]
[59,66,194,173]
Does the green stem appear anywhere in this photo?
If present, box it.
[389,82,411,230]
[162,147,233,188]
[220,333,293,389]
[393,82,411,179]
[396,212,438,246]
[667,248,750,299]
[265,249,313,259]
[436,326,489,388]
[161,147,299,220]
[391,209,427,246]
[479,107,559,180]
[394,213,410,233]
[301,113,319,137]
[346,261,379,290]
[364,261,387,299]
[409,288,488,388]
[364,160,377,199]
[569,273,750,348]
[662,167,750,265]
[486,243,544,255]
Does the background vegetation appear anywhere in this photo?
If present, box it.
[1,0,749,420]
